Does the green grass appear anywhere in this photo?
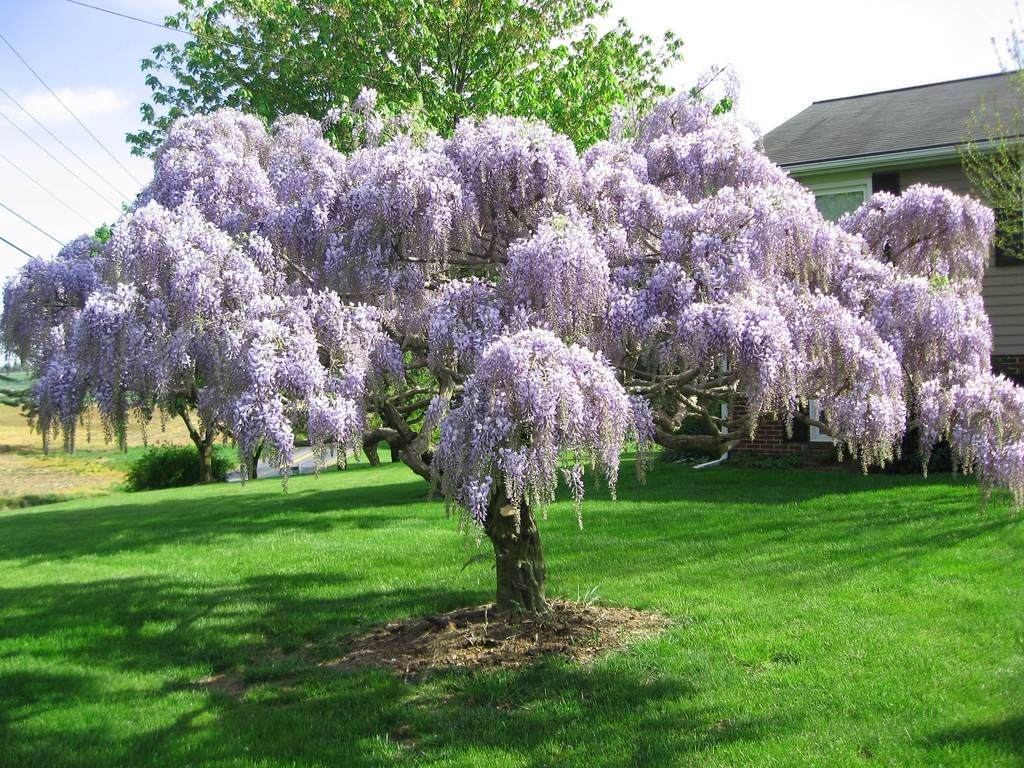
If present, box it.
[0,459,1021,767]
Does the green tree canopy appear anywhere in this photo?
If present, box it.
[128,0,683,155]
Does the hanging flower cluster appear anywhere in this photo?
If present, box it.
[433,328,643,529]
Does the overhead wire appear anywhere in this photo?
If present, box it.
[0,83,134,202]
[0,234,35,258]
[0,29,143,186]
[0,201,65,246]
[0,150,95,228]
[0,106,124,213]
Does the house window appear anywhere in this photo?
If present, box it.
[807,400,833,443]
[872,172,900,195]
[807,178,872,223]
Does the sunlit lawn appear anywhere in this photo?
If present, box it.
[0,458,1021,766]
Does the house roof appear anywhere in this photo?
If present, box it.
[762,72,1021,168]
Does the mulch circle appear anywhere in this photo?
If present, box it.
[326,599,670,679]
[196,599,669,694]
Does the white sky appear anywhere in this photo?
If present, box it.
[0,0,1018,291]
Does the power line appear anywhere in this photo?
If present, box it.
[63,0,394,87]
[0,106,123,213]
[0,83,133,202]
[0,30,143,187]
[0,234,35,259]
[64,0,328,69]
[0,150,94,228]
[0,201,65,246]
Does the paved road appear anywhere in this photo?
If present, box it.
[226,446,334,482]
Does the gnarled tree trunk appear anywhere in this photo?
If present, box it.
[362,438,382,467]
[484,488,547,614]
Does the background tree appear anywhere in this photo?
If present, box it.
[9,81,1023,615]
[961,12,1024,263]
[127,0,682,155]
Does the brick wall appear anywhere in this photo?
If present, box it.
[728,401,833,457]
[737,415,806,456]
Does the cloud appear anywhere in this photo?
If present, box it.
[12,87,133,125]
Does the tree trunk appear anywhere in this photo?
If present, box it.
[247,442,263,480]
[485,490,547,614]
[177,407,216,484]
[363,438,381,467]
[197,440,214,484]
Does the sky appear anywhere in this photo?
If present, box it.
[0,0,1018,290]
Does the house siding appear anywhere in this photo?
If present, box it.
[793,161,1024,359]
[898,162,973,195]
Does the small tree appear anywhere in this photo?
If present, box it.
[7,78,1024,615]
[433,329,645,612]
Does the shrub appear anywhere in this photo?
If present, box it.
[126,445,234,491]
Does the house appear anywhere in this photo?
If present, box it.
[746,72,1024,455]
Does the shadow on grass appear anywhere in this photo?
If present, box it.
[0,571,791,767]
[1,459,1009,568]
[924,715,1024,759]
[0,463,1017,766]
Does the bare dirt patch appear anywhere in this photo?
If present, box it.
[196,600,669,696]
[328,599,669,678]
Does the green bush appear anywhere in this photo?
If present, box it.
[125,445,234,491]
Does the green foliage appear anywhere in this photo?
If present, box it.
[960,19,1024,263]
[0,369,32,408]
[0,461,1020,766]
[125,444,234,491]
[127,0,683,154]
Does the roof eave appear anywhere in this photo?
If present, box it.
[777,137,1017,177]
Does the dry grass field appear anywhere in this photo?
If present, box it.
[0,403,194,508]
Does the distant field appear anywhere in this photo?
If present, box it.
[0,403,194,508]
[0,459,1020,767]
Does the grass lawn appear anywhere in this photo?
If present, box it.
[0,458,1021,767]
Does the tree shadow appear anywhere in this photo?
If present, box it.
[0,461,1019,766]
[0,569,794,767]
[923,715,1024,759]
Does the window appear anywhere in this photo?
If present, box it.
[872,172,900,195]
[803,178,869,445]
[807,178,872,223]
[807,400,832,443]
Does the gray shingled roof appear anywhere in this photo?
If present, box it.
[762,72,1021,168]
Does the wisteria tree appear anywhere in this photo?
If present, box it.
[5,78,1022,613]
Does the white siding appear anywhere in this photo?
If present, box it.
[984,266,1024,355]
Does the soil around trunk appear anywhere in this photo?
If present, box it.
[329,599,669,679]
[196,599,669,695]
